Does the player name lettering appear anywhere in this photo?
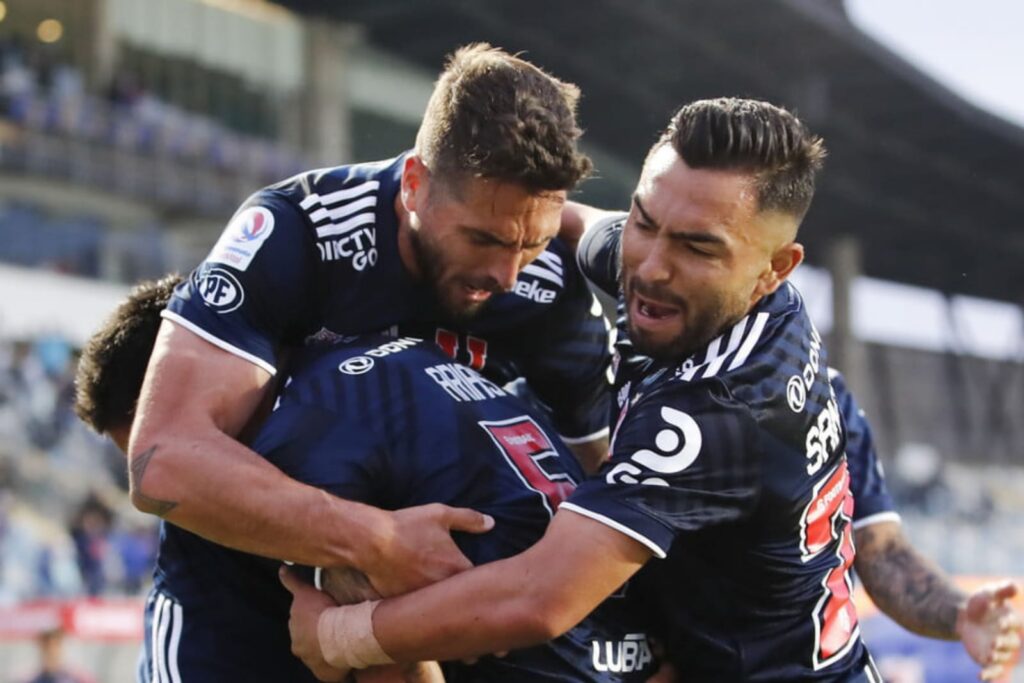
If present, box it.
[591,633,653,673]
[316,227,378,271]
[805,395,842,476]
[425,363,506,402]
[513,278,556,304]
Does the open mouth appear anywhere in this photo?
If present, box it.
[634,294,681,322]
[463,284,493,303]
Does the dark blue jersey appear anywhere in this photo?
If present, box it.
[829,368,899,529]
[162,154,610,442]
[576,214,899,532]
[146,335,654,683]
[565,216,873,681]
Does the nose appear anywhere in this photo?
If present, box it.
[485,250,522,293]
[633,238,673,285]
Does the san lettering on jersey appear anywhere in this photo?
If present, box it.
[569,216,870,681]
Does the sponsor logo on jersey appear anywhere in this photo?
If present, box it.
[512,278,556,304]
[591,633,653,674]
[338,356,374,375]
[196,267,244,313]
[788,374,808,412]
[316,227,378,271]
[336,338,422,376]
[365,337,422,358]
[789,324,823,413]
[606,406,702,486]
[208,206,275,272]
[513,251,563,303]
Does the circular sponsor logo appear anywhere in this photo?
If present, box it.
[338,356,374,376]
[197,268,244,313]
[234,207,274,242]
[787,375,807,413]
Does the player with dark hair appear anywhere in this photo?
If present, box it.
[127,43,613,603]
[832,368,1021,681]
[292,97,1023,681]
[74,274,184,452]
[283,97,875,681]
[74,282,654,682]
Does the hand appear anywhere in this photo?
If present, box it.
[280,566,350,682]
[956,581,1022,681]
[362,504,494,596]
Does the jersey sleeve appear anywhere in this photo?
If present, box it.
[162,192,319,375]
[519,247,613,444]
[576,212,627,297]
[829,370,899,528]
[562,380,761,558]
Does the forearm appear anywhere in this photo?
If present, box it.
[371,511,648,663]
[130,426,388,568]
[373,550,564,662]
[854,521,966,639]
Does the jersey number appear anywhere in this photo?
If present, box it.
[799,459,859,670]
[479,417,577,515]
[435,329,488,370]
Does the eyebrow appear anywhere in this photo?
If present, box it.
[633,195,727,246]
[463,226,553,250]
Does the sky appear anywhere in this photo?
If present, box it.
[845,0,1024,128]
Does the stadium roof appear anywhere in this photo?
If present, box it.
[275,0,1024,303]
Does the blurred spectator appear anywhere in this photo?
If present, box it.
[0,469,83,605]
[69,494,116,597]
[19,628,95,683]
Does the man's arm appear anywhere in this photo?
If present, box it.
[286,510,651,668]
[129,321,492,584]
[854,520,1022,678]
[559,200,621,253]
[567,438,609,475]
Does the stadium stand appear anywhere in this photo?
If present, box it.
[0,0,1021,681]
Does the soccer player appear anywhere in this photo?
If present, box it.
[280,98,882,681]
[834,368,1022,681]
[126,44,612,596]
[75,278,656,682]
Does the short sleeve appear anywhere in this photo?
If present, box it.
[162,192,319,375]
[563,381,761,558]
[576,212,627,297]
[829,370,899,528]
[518,263,613,443]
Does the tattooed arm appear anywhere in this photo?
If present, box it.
[855,520,1022,679]
[854,520,964,637]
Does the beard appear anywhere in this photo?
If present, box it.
[407,229,496,323]
[624,275,748,362]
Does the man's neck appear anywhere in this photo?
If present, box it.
[393,192,421,281]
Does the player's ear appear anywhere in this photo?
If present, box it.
[752,242,804,303]
[401,155,428,213]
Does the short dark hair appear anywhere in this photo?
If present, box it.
[416,43,592,192]
[74,273,183,435]
[658,97,826,219]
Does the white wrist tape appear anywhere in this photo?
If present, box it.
[317,600,395,670]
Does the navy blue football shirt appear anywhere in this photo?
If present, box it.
[563,215,878,681]
[162,154,611,443]
[142,335,655,683]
